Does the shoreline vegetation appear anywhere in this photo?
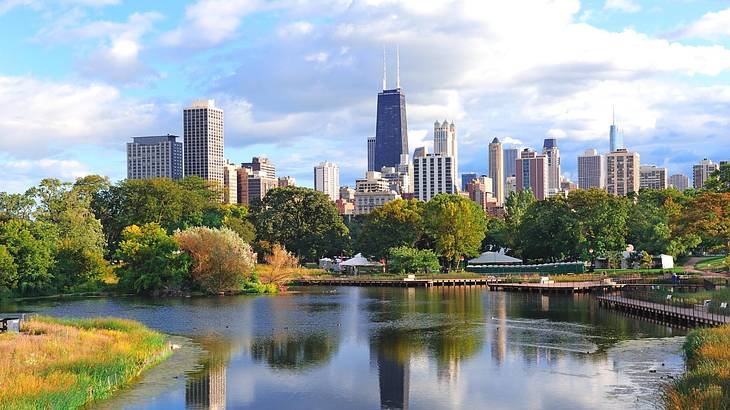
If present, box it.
[667,324,730,409]
[0,316,171,410]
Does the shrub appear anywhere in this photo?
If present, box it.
[174,227,255,293]
[260,244,298,290]
[388,246,440,274]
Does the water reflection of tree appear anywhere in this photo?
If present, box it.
[250,332,338,371]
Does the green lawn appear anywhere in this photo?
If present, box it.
[695,256,729,271]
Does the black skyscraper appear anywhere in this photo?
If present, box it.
[374,88,408,170]
[374,48,408,170]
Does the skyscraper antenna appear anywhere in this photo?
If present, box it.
[396,45,401,89]
[382,47,387,90]
[612,105,615,125]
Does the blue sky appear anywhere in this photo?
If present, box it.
[1,0,730,193]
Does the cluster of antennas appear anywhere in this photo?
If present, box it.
[382,46,401,90]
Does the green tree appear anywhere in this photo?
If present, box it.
[388,246,440,274]
[677,192,730,253]
[422,194,487,270]
[250,187,349,260]
[174,226,256,293]
[115,223,192,295]
[503,190,536,257]
[518,197,580,262]
[33,179,109,291]
[356,199,424,260]
[0,219,57,296]
[568,189,629,261]
[0,245,17,293]
[93,177,224,253]
[221,204,256,243]
[482,216,508,252]
[704,163,730,192]
[627,189,696,256]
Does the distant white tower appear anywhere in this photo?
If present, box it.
[433,120,458,186]
[184,100,225,188]
[314,161,340,201]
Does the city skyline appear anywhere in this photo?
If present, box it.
[3,1,730,192]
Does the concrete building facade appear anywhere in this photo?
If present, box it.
[668,174,689,191]
[413,154,457,201]
[577,149,605,190]
[126,135,183,180]
[314,161,340,201]
[183,100,224,187]
[639,165,668,190]
[515,148,548,200]
[488,138,504,204]
[693,158,719,189]
[606,149,640,196]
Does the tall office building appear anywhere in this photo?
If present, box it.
[488,138,505,204]
[577,149,605,190]
[433,120,458,185]
[639,165,668,190]
[461,172,478,192]
[126,135,183,180]
[693,158,719,189]
[373,49,408,170]
[503,147,518,184]
[606,149,640,196]
[222,161,239,204]
[668,174,689,191]
[278,176,296,187]
[367,137,376,171]
[466,176,496,212]
[354,171,400,215]
[413,154,457,201]
[183,100,224,187]
[515,148,549,200]
[314,161,340,201]
[247,170,278,204]
[609,110,623,152]
[542,138,561,196]
[236,167,250,205]
[242,156,276,177]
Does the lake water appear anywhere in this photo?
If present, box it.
[5,287,687,409]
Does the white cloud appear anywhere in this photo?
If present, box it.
[0,158,92,193]
[0,75,164,155]
[603,0,641,13]
[160,0,261,47]
[680,8,730,39]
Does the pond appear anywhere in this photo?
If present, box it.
[4,287,687,409]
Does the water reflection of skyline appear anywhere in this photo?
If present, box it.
[16,288,685,409]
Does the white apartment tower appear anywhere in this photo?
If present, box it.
[542,138,561,196]
[693,159,719,189]
[433,120,458,185]
[413,154,457,201]
[314,161,340,201]
[488,138,504,204]
[222,161,240,204]
[183,100,224,187]
[606,149,640,196]
[577,149,605,190]
[639,165,668,190]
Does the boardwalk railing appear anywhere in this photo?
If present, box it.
[597,292,730,327]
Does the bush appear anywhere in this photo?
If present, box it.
[388,246,440,274]
[260,244,298,290]
[174,227,256,293]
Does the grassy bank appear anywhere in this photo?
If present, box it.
[0,316,170,409]
[666,325,730,409]
[695,256,729,272]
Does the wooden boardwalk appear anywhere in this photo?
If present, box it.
[597,295,730,327]
[293,278,493,288]
[488,281,623,293]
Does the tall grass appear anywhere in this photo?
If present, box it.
[0,316,169,409]
[666,324,730,409]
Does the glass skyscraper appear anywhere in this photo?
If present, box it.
[374,88,408,170]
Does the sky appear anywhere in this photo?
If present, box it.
[1,0,730,193]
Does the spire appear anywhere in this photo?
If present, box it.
[382,47,387,90]
[396,45,400,89]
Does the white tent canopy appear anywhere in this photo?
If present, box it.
[340,253,381,267]
[468,251,522,265]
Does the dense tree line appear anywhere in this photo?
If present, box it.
[1,163,728,295]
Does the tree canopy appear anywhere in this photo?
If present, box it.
[423,194,487,268]
[356,199,424,260]
[250,187,349,260]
